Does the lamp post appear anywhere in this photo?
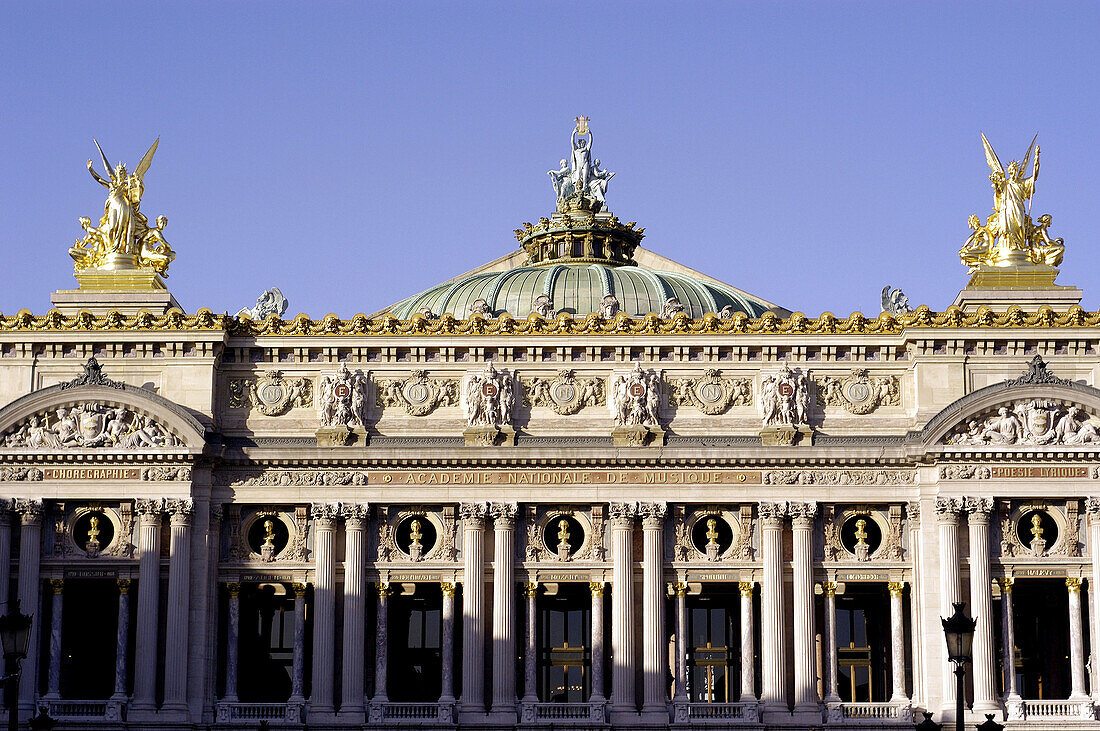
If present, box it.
[941,602,976,731]
[0,599,34,731]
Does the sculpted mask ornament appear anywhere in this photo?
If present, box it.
[461,362,514,428]
[670,369,752,415]
[816,368,900,415]
[70,138,176,277]
[608,363,663,427]
[376,370,458,417]
[3,403,180,449]
[522,369,605,415]
[236,287,289,320]
[317,363,369,428]
[959,133,1064,271]
[228,370,313,416]
[759,363,810,427]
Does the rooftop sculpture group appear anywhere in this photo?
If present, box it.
[548,116,615,212]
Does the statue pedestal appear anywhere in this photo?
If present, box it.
[315,426,368,447]
[760,425,813,447]
[953,264,1082,312]
[51,269,181,316]
[463,425,515,447]
[611,425,665,447]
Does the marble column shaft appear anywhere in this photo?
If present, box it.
[822,582,840,703]
[46,579,63,698]
[998,578,1018,701]
[113,579,131,699]
[609,502,636,711]
[522,583,538,703]
[310,504,339,714]
[673,583,687,702]
[640,502,667,712]
[341,506,368,714]
[759,502,787,709]
[591,582,606,702]
[13,501,41,712]
[225,583,241,701]
[888,582,907,702]
[790,503,818,710]
[739,581,757,702]
[163,499,193,710]
[374,582,390,702]
[441,582,456,702]
[965,498,997,712]
[0,505,12,610]
[460,502,487,712]
[906,502,924,704]
[1087,498,1100,700]
[290,583,306,701]
[935,499,962,708]
[490,502,517,714]
[1067,578,1089,699]
[131,499,162,712]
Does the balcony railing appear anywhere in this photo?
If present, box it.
[1007,698,1096,721]
[825,702,913,723]
[214,701,304,724]
[673,701,761,723]
[370,701,456,724]
[40,700,116,720]
[520,701,608,724]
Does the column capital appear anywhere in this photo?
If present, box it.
[117,578,131,594]
[441,581,456,598]
[1086,496,1100,523]
[608,501,636,527]
[739,581,755,598]
[758,501,786,527]
[310,502,341,526]
[888,581,905,597]
[638,502,667,528]
[997,576,1014,593]
[934,497,963,522]
[964,496,995,523]
[291,582,307,597]
[49,578,64,594]
[165,498,194,525]
[489,501,517,527]
[341,502,370,528]
[459,501,487,525]
[14,498,43,525]
[227,582,241,597]
[589,581,605,597]
[905,500,921,525]
[788,501,817,528]
[134,498,164,520]
[820,581,836,597]
[669,581,687,597]
[377,581,392,598]
[1067,577,1083,592]
[522,582,538,599]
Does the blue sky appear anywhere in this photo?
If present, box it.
[2,1,1099,316]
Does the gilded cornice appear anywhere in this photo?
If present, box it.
[2,304,1099,337]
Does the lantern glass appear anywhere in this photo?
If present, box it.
[0,600,33,660]
[941,601,976,664]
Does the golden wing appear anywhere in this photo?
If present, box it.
[980,132,1004,177]
[1020,133,1038,177]
[133,137,160,180]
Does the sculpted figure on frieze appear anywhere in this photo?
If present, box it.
[759,363,810,427]
[946,400,1100,446]
[4,404,180,449]
[317,362,369,428]
[462,362,514,428]
[608,363,662,427]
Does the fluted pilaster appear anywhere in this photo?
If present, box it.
[609,502,636,712]
[460,501,487,713]
[490,502,518,717]
[759,501,787,711]
[341,503,369,716]
[964,496,997,713]
[935,497,962,710]
[310,502,340,715]
[163,498,193,712]
[131,498,163,713]
[639,501,667,713]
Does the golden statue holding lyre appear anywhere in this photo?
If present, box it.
[70,138,176,278]
[960,133,1064,272]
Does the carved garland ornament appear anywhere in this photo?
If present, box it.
[669,369,752,415]
[521,370,605,415]
[763,469,914,485]
[376,370,459,416]
[227,370,313,416]
[816,368,900,414]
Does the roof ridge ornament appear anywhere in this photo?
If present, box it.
[60,357,125,391]
[1006,355,1073,387]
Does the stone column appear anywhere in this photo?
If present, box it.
[888,581,908,702]
[310,503,339,715]
[341,504,369,717]
[522,583,538,704]
[672,582,688,702]
[822,581,840,703]
[460,502,487,713]
[490,502,518,717]
[790,502,818,715]
[290,582,306,703]
[965,497,997,713]
[590,581,606,703]
[1087,497,1100,700]
[45,578,63,699]
[224,583,241,701]
[112,579,131,700]
[1067,578,1089,700]
[739,581,756,702]
[0,502,12,610]
[163,499,193,712]
[759,502,787,712]
[609,502,636,713]
[373,582,390,703]
[12,500,41,714]
[639,502,667,714]
[441,582,456,703]
[131,498,163,713]
[935,498,962,710]
[997,578,1019,705]
[905,501,924,704]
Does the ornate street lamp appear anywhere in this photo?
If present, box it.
[941,602,977,731]
[0,599,34,731]
[974,713,1005,731]
[914,710,943,730]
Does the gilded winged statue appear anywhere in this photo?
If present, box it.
[70,139,176,277]
[959,133,1063,272]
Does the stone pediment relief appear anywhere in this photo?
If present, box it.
[2,402,182,449]
[943,399,1100,446]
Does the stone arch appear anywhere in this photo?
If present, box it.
[0,383,208,453]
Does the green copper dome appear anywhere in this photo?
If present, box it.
[386,263,775,319]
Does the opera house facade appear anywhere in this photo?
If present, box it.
[1,124,1099,730]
